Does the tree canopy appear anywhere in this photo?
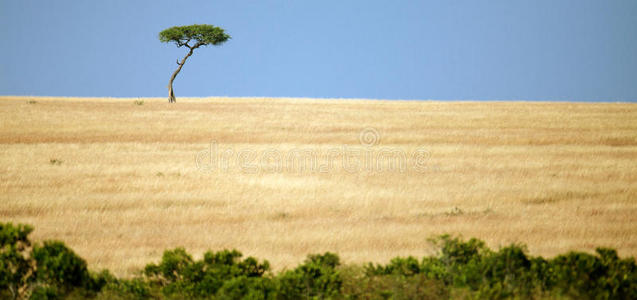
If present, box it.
[159,24,230,49]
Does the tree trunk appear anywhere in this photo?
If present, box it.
[167,47,197,103]
[168,84,176,103]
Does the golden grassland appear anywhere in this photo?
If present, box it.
[1,96,636,276]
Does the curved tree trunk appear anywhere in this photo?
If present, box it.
[167,46,197,103]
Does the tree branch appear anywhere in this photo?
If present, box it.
[177,38,192,48]
[192,41,204,50]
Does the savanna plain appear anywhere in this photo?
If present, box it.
[1,96,636,277]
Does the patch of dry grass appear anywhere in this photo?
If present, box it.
[0,96,636,276]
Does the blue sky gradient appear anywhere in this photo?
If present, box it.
[1,1,636,101]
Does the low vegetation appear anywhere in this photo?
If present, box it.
[49,159,63,166]
[2,223,635,299]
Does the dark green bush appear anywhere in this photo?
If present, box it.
[471,244,535,299]
[343,264,450,300]
[433,234,488,266]
[144,247,193,285]
[143,248,271,298]
[100,277,153,300]
[0,223,34,299]
[1,224,109,300]
[277,252,342,299]
[366,256,422,277]
[364,235,637,300]
[546,248,637,299]
[216,276,277,300]
[32,241,92,291]
[28,285,59,299]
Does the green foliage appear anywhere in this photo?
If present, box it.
[32,241,91,290]
[0,223,34,299]
[29,285,59,299]
[159,24,230,48]
[216,276,277,300]
[470,244,536,298]
[366,236,637,299]
[144,248,271,298]
[99,277,153,300]
[31,240,106,299]
[144,247,193,284]
[366,256,422,277]
[2,222,636,299]
[343,265,450,300]
[277,252,342,299]
[546,249,637,299]
[432,234,489,266]
[134,100,144,106]
[1,224,106,299]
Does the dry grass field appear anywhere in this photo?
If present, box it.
[1,96,636,277]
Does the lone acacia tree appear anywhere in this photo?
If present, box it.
[159,24,230,103]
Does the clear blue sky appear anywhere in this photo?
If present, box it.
[1,1,636,101]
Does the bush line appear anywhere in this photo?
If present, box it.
[1,223,636,299]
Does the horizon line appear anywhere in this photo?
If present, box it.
[0,95,635,104]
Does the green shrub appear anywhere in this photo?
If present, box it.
[277,252,342,299]
[366,256,422,277]
[99,277,153,300]
[29,285,59,299]
[473,244,535,299]
[0,223,35,300]
[1,223,110,299]
[433,234,488,266]
[547,249,637,299]
[217,276,277,300]
[365,235,637,299]
[343,265,449,300]
[144,248,271,298]
[49,159,62,166]
[144,247,193,285]
[32,241,91,290]
[31,240,108,298]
